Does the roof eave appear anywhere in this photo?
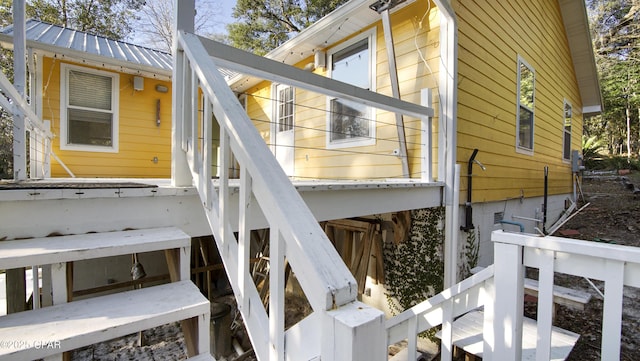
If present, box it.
[0,32,172,80]
[559,0,603,116]
[228,0,416,91]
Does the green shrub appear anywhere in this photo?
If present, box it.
[582,135,605,160]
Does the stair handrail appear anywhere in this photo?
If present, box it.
[492,230,640,360]
[386,265,495,361]
[176,32,393,360]
[177,29,358,310]
[0,69,75,178]
[0,69,52,138]
[176,25,435,359]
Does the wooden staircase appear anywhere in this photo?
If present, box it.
[0,227,213,360]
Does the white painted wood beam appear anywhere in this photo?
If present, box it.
[0,183,442,240]
[12,0,26,180]
[535,250,555,361]
[491,242,524,360]
[269,227,285,361]
[238,166,252,314]
[432,0,460,295]
[493,230,640,265]
[601,260,624,360]
[178,31,358,311]
[194,34,433,120]
[171,0,194,187]
[321,301,386,361]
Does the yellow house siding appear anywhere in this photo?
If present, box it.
[241,0,583,192]
[45,58,173,178]
[244,2,441,180]
[246,82,272,141]
[379,3,441,180]
[455,0,583,203]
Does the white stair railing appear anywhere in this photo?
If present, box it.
[0,70,74,178]
[0,69,52,179]
[174,30,439,360]
[385,231,640,361]
[386,266,495,361]
[492,230,640,360]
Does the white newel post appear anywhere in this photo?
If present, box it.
[491,241,524,360]
[171,0,195,187]
[321,301,386,361]
[12,0,26,180]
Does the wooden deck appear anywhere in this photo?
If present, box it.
[0,177,443,240]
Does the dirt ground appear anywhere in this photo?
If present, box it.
[531,171,640,361]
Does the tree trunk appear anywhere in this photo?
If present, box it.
[626,106,631,159]
[61,0,68,27]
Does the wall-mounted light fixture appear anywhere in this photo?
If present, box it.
[133,76,144,91]
[314,50,326,70]
[155,84,168,93]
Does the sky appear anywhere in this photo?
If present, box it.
[214,0,236,34]
[129,0,238,50]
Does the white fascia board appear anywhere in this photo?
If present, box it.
[583,105,602,116]
[227,0,416,90]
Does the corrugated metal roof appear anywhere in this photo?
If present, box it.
[0,19,242,81]
[0,19,172,75]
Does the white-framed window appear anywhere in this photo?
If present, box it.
[516,56,534,153]
[60,64,119,152]
[327,28,376,148]
[562,100,572,161]
[275,84,294,132]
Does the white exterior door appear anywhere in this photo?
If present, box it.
[273,84,295,176]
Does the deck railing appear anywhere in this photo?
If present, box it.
[386,231,639,361]
[174,29,435,360]
[491,230,640,361]
[0,69,53,179]
[0,69,75,179]
[386,266,495,361]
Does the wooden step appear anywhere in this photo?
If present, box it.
[524,278,591,310]
[0,227,190,269]
[0,280,210,361]
[436,310,579,361]
[470,267,592,311]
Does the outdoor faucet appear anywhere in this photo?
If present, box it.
[473,159,486,171]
